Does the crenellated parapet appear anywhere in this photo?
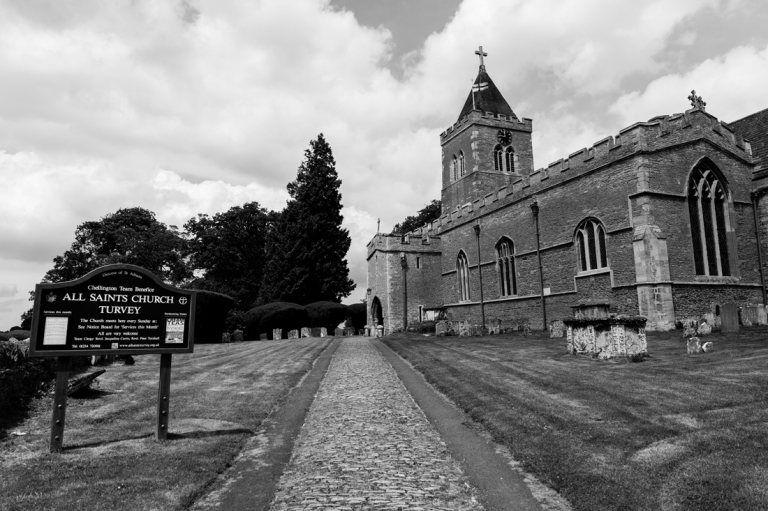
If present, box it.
[440,110,532,143]
[366,231,443,260]
[430,108,755,234]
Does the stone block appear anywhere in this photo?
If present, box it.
[288,329,299,339]
[335,328,344,337]
[320,327,327,337]
[259,333,268,340]
[273,328,282,340]
[233,329,244,342]
[550,320,565,338]
[311,327,322,337]
[687,337,702,354]
[435,320,448,336]
[701,341,714,353]
[301,327,311,338]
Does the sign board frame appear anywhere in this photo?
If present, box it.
[29,264,196,358]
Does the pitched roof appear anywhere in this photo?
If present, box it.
[457,67,517,121]
[728,107,768,171]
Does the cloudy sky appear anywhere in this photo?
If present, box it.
[1,0,768,329]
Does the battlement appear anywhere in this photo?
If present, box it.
[440,110,533,142]
[366,231,442,259]
[429,108,755,234]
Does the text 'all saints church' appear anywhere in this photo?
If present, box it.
[367,47,768,332]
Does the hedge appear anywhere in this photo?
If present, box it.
[0,330,31,341]
[305,301,349,332]
[347,303,367,331]
[244,302,309,340]
[191,290,235,343]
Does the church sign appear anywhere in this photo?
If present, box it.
[30,264,195,357]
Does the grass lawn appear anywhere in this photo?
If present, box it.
[384,328,768,511]
[0,338,331,511]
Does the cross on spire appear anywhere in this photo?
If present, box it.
[475,46,488,71]
[688,90,707,111]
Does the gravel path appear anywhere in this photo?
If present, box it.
[269,337,484,510]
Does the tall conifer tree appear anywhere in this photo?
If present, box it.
[259,134,355,304]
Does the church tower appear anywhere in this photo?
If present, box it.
[440,47,533,214]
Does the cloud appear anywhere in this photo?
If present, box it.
[610,44,768,125]
[0,284,18,298]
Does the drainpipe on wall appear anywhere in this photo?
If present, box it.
[751,190,768,306]
[400,252,408,331]
[531,198,547,330]
[473,223,486,331]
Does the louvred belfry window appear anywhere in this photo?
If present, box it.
[459,151,466,177]
[576,219,608,272]
[451,155,458,181]
[505,147,515,173]
[688,161,730,276]
[496,238,516,296]
[457,251,470,301]
[494,145,503,171]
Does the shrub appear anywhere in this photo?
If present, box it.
[407,320,436,334]
[9,326,20,331]
[0,330,30,341]
[346,303,367,331]
[243,302,308,340]
[305,301,348,332]
[192,290,235,343]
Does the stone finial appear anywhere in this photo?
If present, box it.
[688,90,707,111]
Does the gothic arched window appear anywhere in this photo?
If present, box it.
[459,151,466,177]
[688,161,731,276]
[457,251,470,301]
[496,238,516,296]
[505,147,515,173]
[576,219,608,272]
[451,155,458,181]
[494,145,504,171]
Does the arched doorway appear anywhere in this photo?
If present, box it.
[371,296,383,327]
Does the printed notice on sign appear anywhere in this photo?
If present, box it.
[43,317,68,345]
[165,318,185,344]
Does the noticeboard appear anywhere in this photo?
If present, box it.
[29,264,196,357]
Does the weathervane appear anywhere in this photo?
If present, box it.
[688,90,706,111]
[475,45,487,71]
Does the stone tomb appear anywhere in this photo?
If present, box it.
[564,304,647,359]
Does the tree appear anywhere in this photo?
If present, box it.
[41,207,191,285]
[184,202,272,310]
[391,199,441,234]
[259,134,355,304]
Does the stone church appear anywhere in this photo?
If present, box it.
[367,49,768,332]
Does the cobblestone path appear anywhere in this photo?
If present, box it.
[270,337,484,510]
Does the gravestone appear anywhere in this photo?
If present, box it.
[697,322,712,335]
[320,327,327,337]
[311,327,322,337]
[687,337,702,354]
[458,321,472,337]
[288,329,299,339]
[344,327,355,336]
[272,328,282,340]
[301,327,310,338]
[702,341,714,353]
[721,303,739,333]
[743,318,753,327]
[221,332,231,343]
[259,333,268,340]
[335,328,344,337]
[683,326,697,338]
[550,320,565,338]
[758,306,768,325]
[233,330,244,342]
[435,320,448,336]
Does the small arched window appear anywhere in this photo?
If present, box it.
[493,145,504,171]
[451,155,458,181]
[688,160,730,276]
[457,251,470,301]
[459,151,466,177]
[496,238,516,296]
[505,147,515,173]
[576,219,608,272]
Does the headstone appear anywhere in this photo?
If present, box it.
[713,316,722,330]
[221,332,232,343]
[459,321,472,337]
[697,322,712,336]
[288,329,299,339]
[687,336,702,354]
[683,326,697,338]
[758,305,768,325]
[233,329,244,342]
[301,327,311,338]
[259,333,268,340]
[721,303,739,333]
[523,324,531,336]
[702,312,715,326]
[335,328,344,337]
[311,327,322,337]
[701,341,714,353]
[472,324,483,336]
[273,328,282,340]
[743,318,753,327]
[550,320,565,338]
[320,327,327,337]
[435,320,448,336]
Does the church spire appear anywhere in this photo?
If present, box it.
[457,47,517,121]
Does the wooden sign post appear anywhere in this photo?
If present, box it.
[28,264,196,453]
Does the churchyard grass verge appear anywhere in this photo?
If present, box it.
[0,338,331,511]
[384,328,768,510]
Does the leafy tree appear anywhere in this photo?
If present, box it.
[41,207,191,285]
[184,202,272,310]
[259,134,355,304]
[19,309,33,331]
[391,199,441,234]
